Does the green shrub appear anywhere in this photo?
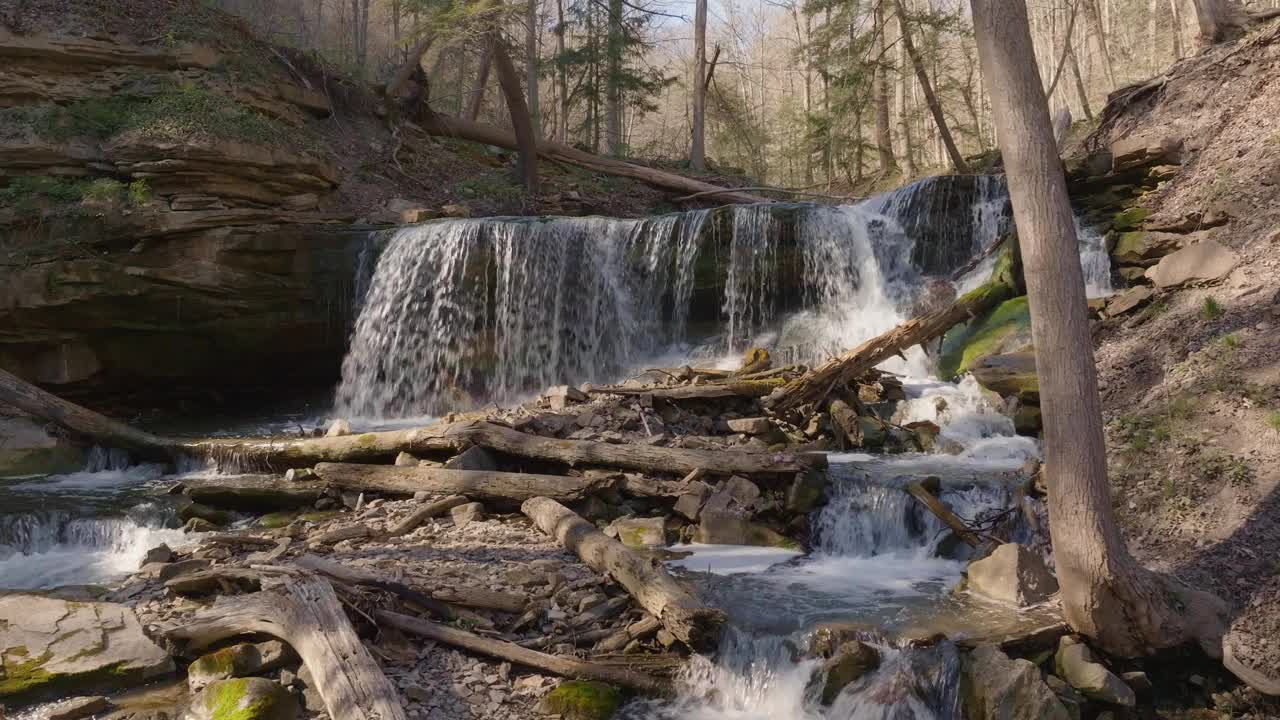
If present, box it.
[1201,297,1223,320]
[1267,411,1280,432]
[127,179,152,205]
[81,178,125,202]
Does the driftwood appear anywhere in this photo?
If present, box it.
[522,497,725,652]
[521,627,615,650]
[314,464,610,503]
[309,524,372,545]
[906,481,982,548]
[160,574,408,720]
[164,568,263,596]
[386,495,471,537]
[595,615,661,653]
[430,587,528,614]
[184,475,326,510]
[293,554,458,620]
[199,534,281,549]
[587,378,785,401]
[377,610,670,696]
[767,279,1016,412]
[420,111,767,204]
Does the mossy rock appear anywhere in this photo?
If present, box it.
[188,677,297,720]
[969,352,1040,402]
[1111,206,1151,231]
[1013,405,1042,436]
[536,681,624,720]
[939,296,1031,379]
[179,501,233,527]
[255,511,297,529]
[821,641,881,705]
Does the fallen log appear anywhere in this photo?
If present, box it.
[184,475,326,511]
[906,481,983,548]
[429,587,528,614]
[164,568,263,597]
[587,378,786,401]
[465,421,825,476]
[377,610,671,696]
[293,554,457,620]
[595,615,661,653]
[420,111,767,204]
[522,497,726,652]
[160,574,408,720]
[309,524,372,545]
[386,495,471,537]
[314,464,611,503]
[767,278,1016,412]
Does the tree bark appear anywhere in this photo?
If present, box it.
[527,0,541,138]
[767,276,1015,412]
[1084,0,1117,89]
[466,44,494,122]
[522,497,726,651]
[378,610,671,694]
[384,32,436,122]
[313,464,613,503]
[1045,0,1080,101]
[892,0,969,173]
[419,111,769,202]
[605,0,624,155]
[489,32,539,192]
[160,574,407,720]
[1191,0,1279,44]
[873,1,897,174]
[895,3,918,177]
[690,0,708,171]
[555,0,569,143]
[969,0,1226,658]
[1170,0,1185,58]
[1067,48,1094,120]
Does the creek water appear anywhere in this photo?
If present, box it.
[0,174,1112,717]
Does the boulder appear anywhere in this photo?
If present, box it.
[1103,286,1154,318]
[0,416,84,477]
[178,502,232,527]
[186,678,298,720]
[609,517,671,548]
[443,446,500,472]
[1145,239,1238,288]
[536,680,622,720]
[450,502,486,530]
[1054,636,1136,706]
[694,515,797,549]
[820,641,881,704]
[939,296,1031,378]
[325,419,352,438]
[187,640,295,692]
[158,558,212,583]
[786,472,828,514]
[966,543,1058,607]
[969,352,1039,402]
[726,417,773,435]
[44,696,110,720]
[183,518,219,533]
[722,476,761,507]
[673,483,711,521]
[1111,231,1184,266]
[141,543,173,566]
[1110,134,1182,172]
[962,644,1071,720]
[0,595,173,704]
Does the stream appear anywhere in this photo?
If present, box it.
[0,174,1113,718]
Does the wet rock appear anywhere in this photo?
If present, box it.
[694,515,797,549]
[178,502,232,527]
[1012,405,1042,436]
[44,695,110,720]
[141,543,174,566]
[938,296,1031,378]
[187,640,295,692]
[726,417,772,435]
[969,352,1039,402]
[809,622,878,658]
[158,558,211,583]
[905,420,941,451]
[183,518,219,533]
[1121,671,1151,693]
[962,644,1071,720]
[325,419,352,437]
[536,680,622,720]
[786,471,828,514]
[187,678,297,720]
[609,517,671,548]
[1145,239,1238,288]
[443,446,500,471]
[966,543,1058,607]
[450,502,486,530]
[1044,674,1086,720]
[820,641,881,704]
[0,416,84,477]
[1054,636,1135,706]
[0,595,173,704]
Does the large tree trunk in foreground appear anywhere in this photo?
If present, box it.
[690,0,708,171]
[420,112,768,203]
[767,277,1015,412]
[970,0,1226,658]
[378,610,671,694]
[489,32,539,192]
[893,0,970,173]
[523,497,726,652]
[313,463,612,503]
[1191,0,1280,44]
[160,574,407,720]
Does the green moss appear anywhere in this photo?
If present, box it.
[539,681,624,720]
[256,511,297,529]
[1112,206,1151,231]
[190,646,249,682]
[939,296,1030,379]
[1266,411,1280,432]
[0,650,144,703]
[299,511,340,523]
[205,678,275,720]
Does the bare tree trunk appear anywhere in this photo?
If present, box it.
[1068,48,1094,120]
[489,32,539,192]
[1045,0,1080,100]
[893,0,970,173]
[969,0,1227,659]
[466,44,494,122]
[873,1,897,174]
[1148,0,1160,73]
[1191,0,1278,44]
[690,0,708,171]
[1170,0,1186,58]
[605,0,624,155]
[556,0,569,143]
[800,9,815,184]
[527,0,541,138]
[1084,0,1117,89]
[895,3,918,176]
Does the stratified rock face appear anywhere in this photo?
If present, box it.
[963,644,1071,720]
[966,543,1058,607]
[0,595,174,705]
